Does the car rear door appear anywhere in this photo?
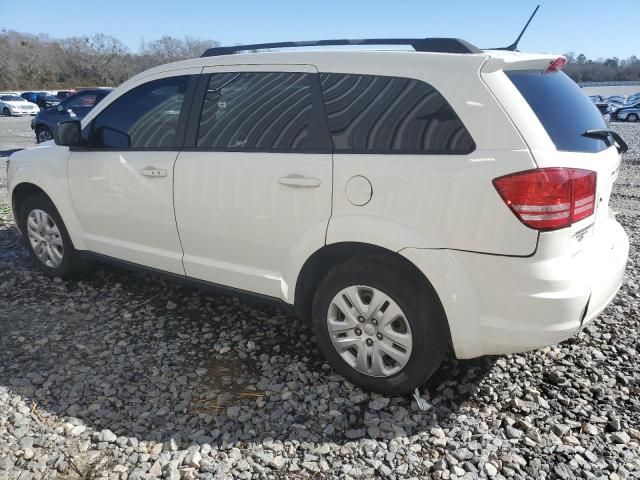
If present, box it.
[173,65,333,299]
[67,70,199,274]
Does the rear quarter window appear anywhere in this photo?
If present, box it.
[506,70,608,153]
[319,73,475,154]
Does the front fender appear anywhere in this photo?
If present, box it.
[8,146,86,250]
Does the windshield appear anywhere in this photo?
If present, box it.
[506,70,608,153]
[1,95,24,102]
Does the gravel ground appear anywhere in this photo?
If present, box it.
[0,115,36,152]
[0,122,639,480]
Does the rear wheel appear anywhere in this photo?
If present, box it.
[19,194,89,278]
[2,107,10,116]
[35,126,53,143]
[311,257,448,395]
[627,113,639,122]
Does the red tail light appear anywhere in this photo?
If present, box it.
[493,168,597,231]
[545,57,567,73]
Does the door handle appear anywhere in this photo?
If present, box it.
[139,166,167,177]
[278,174,321,188]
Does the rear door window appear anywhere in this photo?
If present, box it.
[319,73,475,154]
[506,70,608,153]
[196,72,328,151]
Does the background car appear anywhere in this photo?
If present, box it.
[614,102,640,122]
[0,94,40,116]
[56,90,77,100]
[606,99,625,113]
[593,102,612,123]
[605,95,626,104]
[20,91,47,105]
[31,88,113,142]
[625,92,640,104]
[589,95,604,103]
[20,91,60,110]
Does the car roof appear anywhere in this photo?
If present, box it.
[124,48,559,81]
[74,88,113,93]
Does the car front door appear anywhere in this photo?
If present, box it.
[67,70,199,274]
[174,65,333,299]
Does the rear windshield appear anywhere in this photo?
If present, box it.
[506,70,608,153]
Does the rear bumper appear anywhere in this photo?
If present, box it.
[401,212,629,358]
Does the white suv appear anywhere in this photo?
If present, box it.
[7,38,629,394]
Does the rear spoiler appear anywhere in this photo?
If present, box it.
[481,53,565,74]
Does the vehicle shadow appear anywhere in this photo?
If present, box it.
[0,227,497,448]
[0,148,22,158]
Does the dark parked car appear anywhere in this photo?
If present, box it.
[56,90,77,100]
[31,88,113,143]
[21,91,61,110]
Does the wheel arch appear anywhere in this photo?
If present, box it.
[293,241,452,346]
[11,182,52,232]
[10,177,86,251]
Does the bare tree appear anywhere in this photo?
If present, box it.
[0,30,220,90]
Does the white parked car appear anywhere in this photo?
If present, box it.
[7,38,629,394]
[0,94,39,116]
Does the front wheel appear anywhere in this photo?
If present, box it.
[35,126,53,143]
[627,113,639,123]
[19,194,89,278]
[311,257,448,395]
[2,107,10,116]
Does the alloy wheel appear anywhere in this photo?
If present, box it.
[26,209,64,268]
[327,285,413,377]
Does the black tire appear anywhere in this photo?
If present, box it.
[35,126,53,143]
[311,256,449,395]
[18,193,89,278]
[2,107,10,116]
[627,113,639,123]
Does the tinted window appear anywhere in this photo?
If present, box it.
[506,70,608,153]
[197,72,319,150]
[91,76,189,149]
[66,92,98,108]
[319,73,475,154]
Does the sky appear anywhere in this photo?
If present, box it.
[1,0,638,59]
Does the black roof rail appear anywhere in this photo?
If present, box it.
[201,38,482,57]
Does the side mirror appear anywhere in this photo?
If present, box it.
[56,104,65,112]
[54,120,82,146]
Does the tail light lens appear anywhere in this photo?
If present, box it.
[545,57,567,73]
[493,168,597,231]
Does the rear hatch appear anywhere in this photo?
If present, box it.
[481,54,623,253]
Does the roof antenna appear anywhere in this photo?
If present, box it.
[495,5,540,51]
